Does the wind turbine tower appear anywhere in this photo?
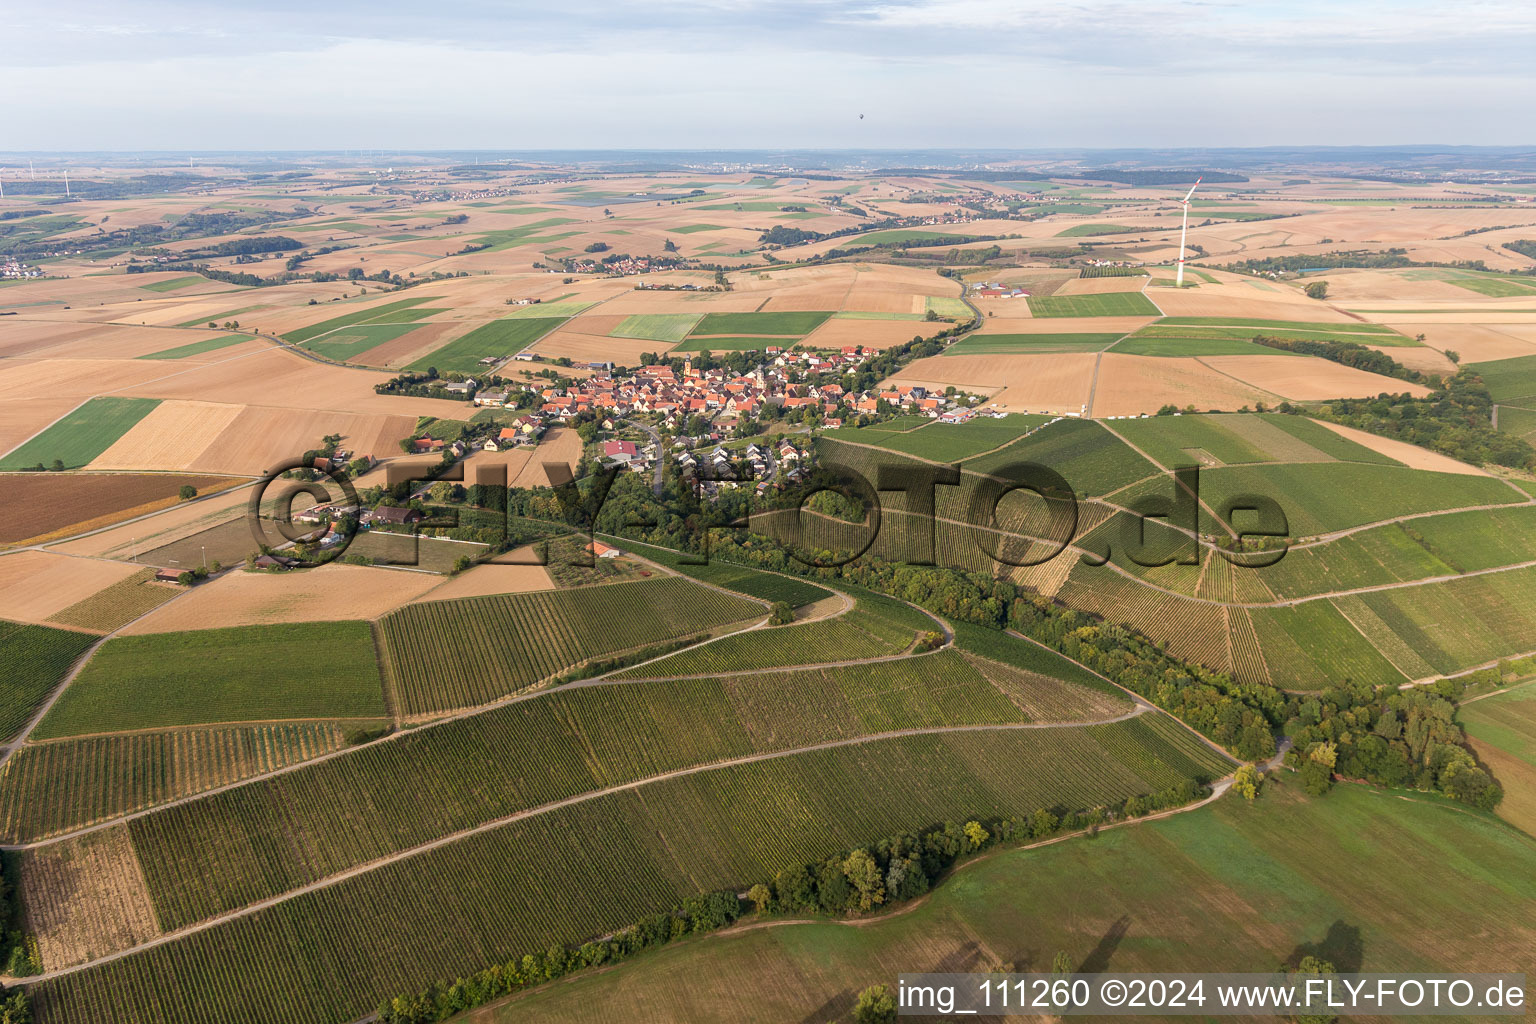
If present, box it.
[1175,177,1202,288]
[64,170,71,197]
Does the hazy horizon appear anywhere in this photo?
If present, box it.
[7,0,1536,151]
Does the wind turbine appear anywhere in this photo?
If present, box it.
[1175,176,1202,288]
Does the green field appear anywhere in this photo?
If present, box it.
[844,415,1049,463]
[960,418,1159,497]
[946,332,1123,354]
[925,295,973,318]
[669,335,800,353]
[1108,413,1391,468]
[1128,319,1415,347]
[137,334,248,360]
[490,785,1536,1024]
[33,621,386,738]
[0,397,161,471]
[1026,292,1161,318]
[1054,223,1139,237]
[850,229,971,246]
[139,275,204,292]
[471,218,581,252]
[616,540,832,606]
[1154,316,1398,334]
[379,577,763,714]
[304,322,424,362]
[1471,353,1536,403]
[280,297,439,345]
[30,717,1229,1024]
[174,305,266,328]
[1458,685,1536,834]
[1111,335,1295,356]
[502,301,593,319]
[404,317,567,372]
[610,590,934,678]
[672,224,728,234]
[0,620,96,743]
[690,311,833,336]
[609,313,704,343]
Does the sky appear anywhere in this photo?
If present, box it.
[6,0,1536,151]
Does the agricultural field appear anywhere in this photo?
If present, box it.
[46,568,178,632]
[404,317,567,372]
[946,332,1124,354]
[33,621,387,737]
[490,785,1536,1024]
[0,472,244,546]
[616,540,832,607]
[609,313,703,343]
[0,619,97,743]
[0,398,162,471]
[1027,292,1161,318]
[826,414,1047,463]
[379,576,763,714]
[27,716,1229,1024]
[137,335,249,360]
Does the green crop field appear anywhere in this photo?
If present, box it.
[960,418,1159,497]
[470,218,581,251]
[1110,335,1293,357]
[1054,223,1139,237]
[1471,353,1536,403]
[46,568,179,632]
[502,301,592,319]
[1153,316,1398,334]
[849,229,970,246]
[1026,292,1161,318]
[137,334,248,360]
[671,223,728,233]
[139,275,204,292]
[847,415,1049,463]
[1458,685,1536,833]
[1347,565,1536,676]
[0,396,161,471]
[1128,320,1415,347]
[1449,275,1536,298]
[0,620,96,743]
[380,576,762,714]
[30,717,1228,1024]
[1260,414,1403,463]
[669,335,800,353]
[404,317,566,372]
[280,297,439,345]
[610,589,933,678]
[492,785,1536,1024]
[0,722,352,843]
[925,296,973,318]
[304,322,424,361]
[1248,602,1408,689]
[690,311,833,336]
[946,333,1123,355]
[33,621,386,738]
[1106,413,1384,467]
[609,313,703,343]
[615,540,831,606]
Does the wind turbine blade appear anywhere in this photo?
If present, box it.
[1182,177,1202,204]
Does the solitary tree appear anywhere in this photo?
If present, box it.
[178,484,198,500]
[853,984,897,1024]
[1234,764,1262,801]
[1304,280,1330,300]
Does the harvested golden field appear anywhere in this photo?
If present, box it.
[971,296,1035,319]
[120,563,442,634]
[1313,420,1490,476]
[1149,290,1354,321]
[843,264,958,312]
[0,358,172,402]
[1054,276,1152,295]
[86,400,245,472]
[16,826,160,972]
[1200,353,1431,401]
[357,321,482,369]
[1371,344,1458,375]
[0,551,145,624]
[886,352,1096,414]
[0,398,85,458]
[409,560,555,601]
[185,407,416,475]
[511,427,584,487]
[535,329,670,364]
[1385,323,1536,363]
[800,318,940,351]
[1092,355,1273,416]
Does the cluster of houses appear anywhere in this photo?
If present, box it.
[411,414,544,457]
[973,283,1030,299]
[1,259,43,280]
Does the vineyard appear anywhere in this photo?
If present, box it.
[29,717,1231,1024]
[114,651,1027,934]
[0,620,96,743]
[45,569,179,633]
[0,723,353,843]
[379,577,763,715]
[33,621,387,738]
[610,590,936,678]
[616,539,831,606]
